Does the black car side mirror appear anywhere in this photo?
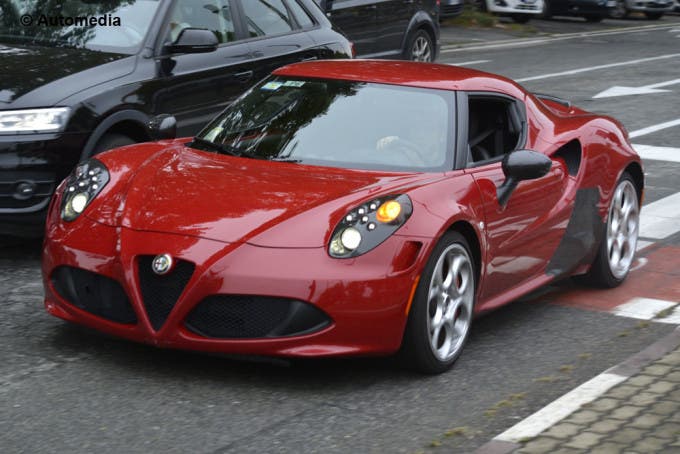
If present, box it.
[148,114,177,141]
[497,150,552,208]
[166,28,218,54]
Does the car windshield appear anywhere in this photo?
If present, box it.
[195,77,455,172]
[0,0,161,54]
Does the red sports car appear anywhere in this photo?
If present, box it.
[42,60,643,374]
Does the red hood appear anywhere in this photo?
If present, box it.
[90,147,431,246]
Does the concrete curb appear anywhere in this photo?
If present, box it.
[475,326,680,454]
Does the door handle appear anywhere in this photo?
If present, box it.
[234,70,253,82]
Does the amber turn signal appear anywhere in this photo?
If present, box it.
[376,200,401,223]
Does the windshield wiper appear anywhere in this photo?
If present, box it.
[190,137,241,157]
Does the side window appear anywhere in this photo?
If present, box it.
[242,0,296,37]
[467,96,523,164]
[286,0,316,28]
[167,0,236,44]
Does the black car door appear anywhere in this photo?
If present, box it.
[149,0,254,137]
[235,0,321,83]
[323,0,377,57]
[374,0,414,56]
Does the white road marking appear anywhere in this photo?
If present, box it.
[494,373,626,443]
[629,118,680,138]
[447,60,490,66]
[515,53,680,83]
[639,192,680,240]
[593,78,680,99]
[612,297,678,321]
[633,144,680,163]
[441,24,678,53]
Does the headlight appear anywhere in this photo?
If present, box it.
[329,194,413,258]
[61,159,110,221]
[0,107,70,134]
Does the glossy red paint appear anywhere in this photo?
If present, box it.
[43,60,642,358]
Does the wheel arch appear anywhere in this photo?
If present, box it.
[623,161,644,203]
[446,220,482,284]
[80,109,151,160]
[401,12,439,59]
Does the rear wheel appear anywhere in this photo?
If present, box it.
[609,0,629,18]
[401,232,476,374]
[579,174,639,288]
[405,29,434,62]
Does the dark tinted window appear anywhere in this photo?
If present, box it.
[287,0,315,28]
[166,0,236,43]
[242,0,295,37]
[196,77,454,172]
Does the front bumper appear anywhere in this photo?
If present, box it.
[43,217,428,357]
[0,131,88,236]
[487,0,544,14]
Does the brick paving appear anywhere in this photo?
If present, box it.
[514,346,680,454]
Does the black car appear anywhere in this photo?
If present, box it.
[541,0,615,21]
[316,0,440,61]
[0,0,352,236]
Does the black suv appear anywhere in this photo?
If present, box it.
[316,0,440,61]
[0,0,352,236]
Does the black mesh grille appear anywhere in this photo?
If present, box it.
[185,295,331,339]
[51,266,136,324]
[138,256,195,331]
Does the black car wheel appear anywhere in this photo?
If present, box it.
[578,173,640,288]
[644,11,663,19]
[609,0,629,18]
[93,133,136,155]
[541,0,553,19]
[401,232,476,374]
[405,29,434,62]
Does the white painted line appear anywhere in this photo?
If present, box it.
[495,373,626,443]
[640,192,680,240]
[612,297,677,321]
[633,144,680,163]
[629,118,680,138]
[441,23,678,53]
[447,60,490,66]
[593,78,680,99]
[515,54,680,82]
[656,306,680,324]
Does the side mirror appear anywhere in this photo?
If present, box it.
[148,114,177,141]
[497,150,552,208]
[166,28,218,54]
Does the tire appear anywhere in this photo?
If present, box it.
[400,232,476,374]
[609,0,628,18]
[92,133,136,155]
[404,29,434,62]
[644,12,663,19]
[541,0,553,19]
[579,173,640,288]
[511,14,532,23]
[584,14,604,22]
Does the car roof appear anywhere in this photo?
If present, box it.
[272,60,527,99]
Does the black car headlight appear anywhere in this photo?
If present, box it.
[61,159,109,221]
[329,194,413,258]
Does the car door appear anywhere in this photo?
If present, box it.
[149,0,254,137]
[374,0,414,56]
[323,0,377,56]
[462,93,570,302]
[235,0,321,82]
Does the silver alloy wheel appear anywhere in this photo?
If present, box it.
[606,179,639,279]
[411,35,432,62]
[426,243,474,362]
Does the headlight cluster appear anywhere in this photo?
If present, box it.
[0,108,70,134]
[329,194,413,258]
[61,159,109,221]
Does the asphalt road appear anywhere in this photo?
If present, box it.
[2,19,680,454]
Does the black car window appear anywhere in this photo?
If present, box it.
[242,0,296,37]
[166,0,236,43]
[467,96,523,165]
[286,0,316,28]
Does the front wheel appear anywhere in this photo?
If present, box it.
[400,232,476,374]
[405,29,434,62]
[579,174,640,288]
